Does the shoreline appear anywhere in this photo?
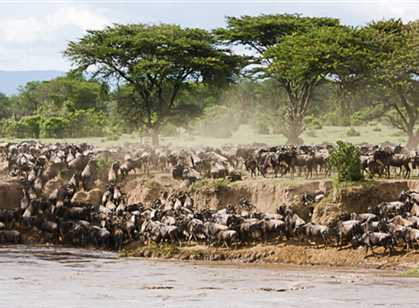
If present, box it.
[2,242,418,276]
[120,241,419,273]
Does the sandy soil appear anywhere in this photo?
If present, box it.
[122,241,419,271]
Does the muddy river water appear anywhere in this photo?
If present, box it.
[0,246,418,308]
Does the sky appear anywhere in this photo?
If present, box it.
[1,0,419,71]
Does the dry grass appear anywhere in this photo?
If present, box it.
[0,124,406,147]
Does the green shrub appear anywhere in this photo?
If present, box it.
[0,116,42,138]
[346,127,361,137]
[351,111,369,126]
[19,115,42,138]
[40,117,69,138]
[329,141,363,182]
[66,109,106,137]
[305,115,323,130]
[6,120,28,138]
[104,125,122,141]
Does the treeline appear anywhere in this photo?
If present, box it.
[0,14,418,147]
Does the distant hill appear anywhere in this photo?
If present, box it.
[0,70,65,96]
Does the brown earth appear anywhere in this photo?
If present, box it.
[121,174,418,223]
[122,241,419,270]
[121,176,419,270]
[1,167,419,270]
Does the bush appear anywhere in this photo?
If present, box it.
[19,115,42,138]
[312,120,323,130]
[351,111,368,126]
[304,115,323,130]
[346,127,361,137]
[66,109,106,137]
[0,116,42,138]
[40,117,69,138]
[329,141,363,182]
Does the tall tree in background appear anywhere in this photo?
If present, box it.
[360,19,419,148]
[217,14,350,144]
[13,75,108,118]
[65,23,244,145]
[0,92,12,120]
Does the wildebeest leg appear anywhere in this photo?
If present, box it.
[364,246,369,258]
[405,164,411,179]
[322,234,328,248]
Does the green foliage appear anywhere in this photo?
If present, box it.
[0,110,106,139]
[304,115,323,130]
[401,267,419,278]
[66,109,106,138]
[0,93,13,120]
[358,19,419,143]
[264,25,363,143]
[40,117,69,138]
[0,115,42,138]
[190,178,231,192]
[346,127,361,137]
[14,76,108,118]
[329,141,363,182]
[216,14,339,56]
[65,23,245,145]
[351,111,368,126]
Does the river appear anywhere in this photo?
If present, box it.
[0,245,418,308]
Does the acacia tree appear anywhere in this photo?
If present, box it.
[65,23,243,145]
[217,14,352,144]
[360,19,419,148]
[271,26,371,143]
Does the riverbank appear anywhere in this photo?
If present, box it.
[121,242,419,273]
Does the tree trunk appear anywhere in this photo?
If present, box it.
[286,118,304,145]
[151,127,160,147]
[406,130,419,150]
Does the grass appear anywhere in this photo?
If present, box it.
[401,267,419,278]
[0,123,407,147]
[190,178,232,192]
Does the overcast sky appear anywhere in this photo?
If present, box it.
[1,0,419,71]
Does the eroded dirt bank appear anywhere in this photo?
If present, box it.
[2,171,419,271]
[122,175,419,222]
[122,242,419,271]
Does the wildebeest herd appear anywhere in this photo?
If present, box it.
[0,141,418,257]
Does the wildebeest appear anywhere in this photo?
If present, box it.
[352,232,395,256]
